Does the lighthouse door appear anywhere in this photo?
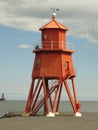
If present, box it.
[64,62,69,74]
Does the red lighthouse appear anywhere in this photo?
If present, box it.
[24,11,82,117]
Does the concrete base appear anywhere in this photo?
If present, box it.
[74,112,82,117]
[46,112,55,117]
[22,112,31,117]
[54,112,59,115]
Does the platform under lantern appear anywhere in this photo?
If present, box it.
[24,11,82,117]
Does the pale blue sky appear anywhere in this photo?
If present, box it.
[0,0,98,100]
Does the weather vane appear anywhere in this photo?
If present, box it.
[51,7,59,13]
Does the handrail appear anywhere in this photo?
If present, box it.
[34,41,74,50]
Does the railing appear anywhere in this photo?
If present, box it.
[48,80,58,88]
[34,41,74,50]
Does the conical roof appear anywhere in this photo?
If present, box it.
[39,17,68,31]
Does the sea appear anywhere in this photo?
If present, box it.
[0,100,98,116]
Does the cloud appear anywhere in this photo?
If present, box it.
[0,0,98,44]
[18,44,33,49]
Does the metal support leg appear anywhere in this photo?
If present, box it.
[71,78,78,104]
[64,80,77,113]
[31,82,43,113]
[52,85,59,113]
[24,78,35,113]
[56,84,62,113]
[71,78,81,113]
[42,77,49,115]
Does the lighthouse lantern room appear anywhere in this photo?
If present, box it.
[24,11,82,117]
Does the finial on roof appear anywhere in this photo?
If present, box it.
[51,7,59,19]
[52,12,56,19]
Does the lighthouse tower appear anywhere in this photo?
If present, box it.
[24,11,82,117]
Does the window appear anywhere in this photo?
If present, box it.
[64,62,67,67]
[44,34,47,39]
